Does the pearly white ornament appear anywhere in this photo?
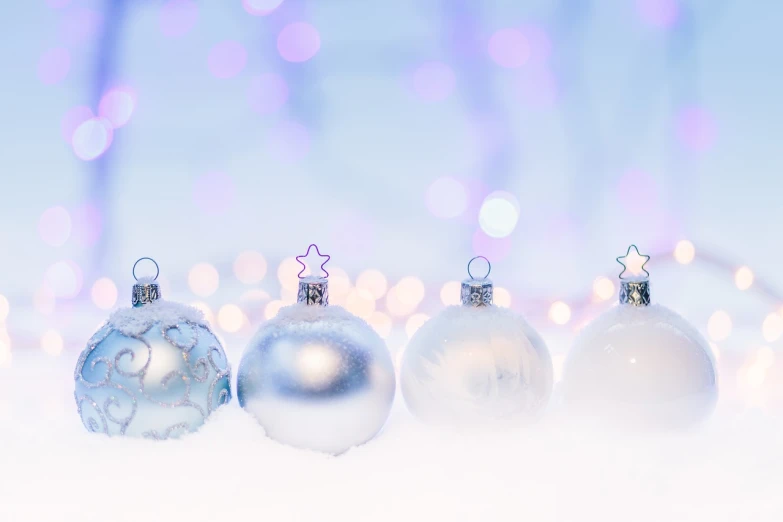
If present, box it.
[401,256,553,427]
[561,245,718,430]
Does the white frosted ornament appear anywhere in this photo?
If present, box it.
[237,245,396,455]
[401,256,553,427]
[561,245,718,430]
[74,258,232,439]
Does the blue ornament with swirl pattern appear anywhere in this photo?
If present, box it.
[74,258,231,439]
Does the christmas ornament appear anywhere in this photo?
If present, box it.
[74,258,232,439]
[237,245,396,455]
[401,256,553,426]
[561,245,718,430]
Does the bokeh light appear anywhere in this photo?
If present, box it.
[405,313,430,338]
[327,267,352,305]
[478,191,519,238]
[674,239,695,264]
[71,203,102,247]
[548,301,571,325]
[734,266,754,291]
[208,40,247,79]
[426,177,468,219]
[159,0,198,38]
[707,310,732,342]
[248,73,288,114]
[234,251,267,284]
[242,0,284,16]
[264,299,285,319]
[61,106,94,143]
[494,287,511,307]
[593,276,615,301]
[98,87,136,128]
[356,269,388,300]
[277,22,321,63]
[472,230,512,262]
[278,257,302,291]
[440,281,461,306]
[0,336,10,368]
[37,47,71,85]
[218,304,245,333]
[38,206,71,247]
[412,61,455,102]
[345,288,376,319]
[45,260,83,299]
[636,0,680,29]
[0,295,9,323]
[367,311,392,338]
[488,28,530,68]
[188,263,220,297]
[91,277,118,310]
[190,301,215,325]
[395,277,425,307]
[34,284,56,315]
[762,313,783,343]
[71,117,114,160]
[676,107,716,152]
[192,171,235,215]
[41,330,64,356]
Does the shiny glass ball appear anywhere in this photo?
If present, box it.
[237,304,396,455]
[561,304,718,430]
[74,308,232,439]
[401,305,553,427]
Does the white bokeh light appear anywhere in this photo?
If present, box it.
[188,263,219,297]
[478,192,520,238]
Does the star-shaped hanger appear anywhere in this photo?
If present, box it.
[296,244,331,279]
[616,244,650,280]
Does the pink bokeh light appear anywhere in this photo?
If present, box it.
[411,62,456,102]
[519,25,552,63]
[193,172,236,215]
[59,7,103,46]
[71,203,103,248]
[267,121,311,162]
[71,117,114,161]
[636,0,680,29]
[676,107,716,152]
[488,28,530,69]
[277,22,321,63]
[159,0,199,38]
[99,87,136,128]
[37,48,71,85]
[38,206,72,247]
[242,0,284,16]
[248,73,289,114]
[61,106,94,143]
[208,40,247,79]
[472,229,512,261]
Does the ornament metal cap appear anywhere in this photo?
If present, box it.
[461,256,493,307]
[131,257,161,307]
[616,245,651,307]
[296,244,330,307]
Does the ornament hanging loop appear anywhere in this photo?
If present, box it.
[132,257,160,281]
[296,244,331,279]
[295,244,330,306]
[467,255,491,280]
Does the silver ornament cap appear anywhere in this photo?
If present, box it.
[616,245,651,307]
[295,244,331,307]
[131,257,161,307]
[461,256,493,307]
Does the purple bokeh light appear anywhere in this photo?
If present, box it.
[519,25,552,64]
[208,40,247,79]
[61,106,94,143]
[411,62,456,102]
[242,0,284,16]
[37,48,71,85]
[472,229,512,262]
[248,73,289,114]
[99,87,136,128]
[193,171,236,215]
[71,203,103,248]
[636,0,680,29]
[277,22,321,63]
[488,28,530,69]
[267,121,311,162]
[71,117,114,161]
[59,7,103,46]
[38,206,72,247]
[159,0,199,38]
[676,107,716,152]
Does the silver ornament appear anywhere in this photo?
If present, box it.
[561,246,718,430]
[237,251,396,455]
[74,259,231,439]
[401,257,553,426]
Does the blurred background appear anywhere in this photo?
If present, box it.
[1,0,782,415]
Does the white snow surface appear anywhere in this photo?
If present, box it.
[1,352,782,522]
[107,300,207,338]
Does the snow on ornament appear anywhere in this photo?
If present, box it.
[74,258,231,439]
[401,256,553,427]
[560,245,718,430]
[237,245,396,455]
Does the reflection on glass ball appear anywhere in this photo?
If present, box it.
[74,314,231,439]
[561,304,718,430]
[237,304,396,455]
[401,306,553,427]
